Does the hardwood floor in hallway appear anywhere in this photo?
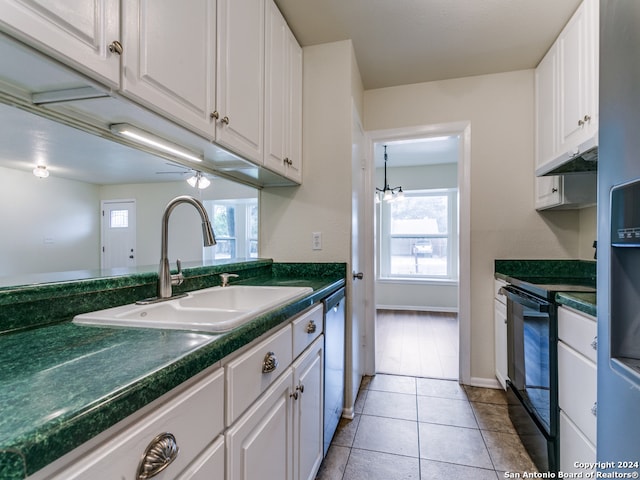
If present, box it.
[376,309,459,379]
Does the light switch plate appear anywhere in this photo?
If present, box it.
[312,232,322,250]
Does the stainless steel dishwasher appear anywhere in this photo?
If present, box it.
[322,287,345,456]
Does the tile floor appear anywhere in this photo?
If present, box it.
[315,374,537,480]
[376,310,458,379]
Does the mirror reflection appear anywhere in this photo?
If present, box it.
[0,102,259,288]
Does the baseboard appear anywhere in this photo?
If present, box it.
[465,376,502,389]
[376,305,459,313]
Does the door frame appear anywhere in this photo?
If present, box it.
[364,121,471,385]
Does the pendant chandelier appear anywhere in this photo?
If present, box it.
[376,145,404,203]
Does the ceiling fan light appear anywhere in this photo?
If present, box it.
[33,164,49,178]
[198,176,211,189]
[186,174,198,188]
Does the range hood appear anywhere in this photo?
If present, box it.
[536,138,598,177]
[0,32,298,189]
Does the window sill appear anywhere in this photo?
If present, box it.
[377,277,459,286]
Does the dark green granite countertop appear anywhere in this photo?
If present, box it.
[0,260,345,479]
[556,292,597,317]
[494,259,596,317]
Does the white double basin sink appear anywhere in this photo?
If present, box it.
[73,285,313,333]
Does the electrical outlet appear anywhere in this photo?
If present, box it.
[312,232,322,250]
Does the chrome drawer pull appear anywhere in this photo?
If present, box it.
[591,336,598,350]
[262,351,279,374]
[137,432,179,479]
[306,320,317,334]
[591,402,597,417]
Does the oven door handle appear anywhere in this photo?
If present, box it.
[499,286,551,312]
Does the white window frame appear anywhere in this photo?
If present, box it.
[378,188,458,282]
[203,198,258,261]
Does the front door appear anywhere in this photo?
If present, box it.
[101,199,137,270]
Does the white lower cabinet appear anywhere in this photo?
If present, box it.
[27,303,327,480]
[226,369,294,480]
[494,279,508,389]
[557,306,597,473]
[226,332,325,480]
[30,366,225,480]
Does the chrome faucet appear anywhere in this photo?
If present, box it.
[151,195,216,302]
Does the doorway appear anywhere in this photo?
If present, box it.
[101,199,137,270]
[365,122,471,383]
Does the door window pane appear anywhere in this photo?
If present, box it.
[110,210,128,229]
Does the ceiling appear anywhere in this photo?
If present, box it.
[274,0,582,90]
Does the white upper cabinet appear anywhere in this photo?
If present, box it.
[216,0,265,163]
[535,0,598,176]
[557,0,598,158]
[0,0,121,86]
[264,0,303,183]
[121,0,217,140]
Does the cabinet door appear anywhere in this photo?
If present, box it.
[535,175,562,210]
[263,0,302,183]
[494,299,507,390]
[285,30,303,183]
[0,0,120,86]
[558,341,597,445]
[557,0,598,156]
[293,337,324,480]
[559,411,595,475]
[121,0,217,139]
[535,43,558,169]
[176,435,225,480]
[216,0,265,162]
[226,369,293,480]
[264,0,288,175]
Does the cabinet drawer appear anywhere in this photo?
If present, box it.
[560,411,596,474]
[558,306,597,362]
[292,303,323,358]
[47,367,224,480]
[226,324,293,425]
[558,341,597,445]
[175,435,225,479]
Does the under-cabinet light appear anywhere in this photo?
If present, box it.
[110,123,203,163]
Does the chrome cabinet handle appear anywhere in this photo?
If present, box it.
[262,351,279,373]
[222,116,230,125]
[584,114,591,122]
[353,271,364,280]
[591,402,597,417]
[290,384,304,400]
[210,111,219,120]
[591,336,598,350]
[137,433,179,480]
[578,118,585,126]
[306,320,317,334]
[109,40,123,55]
[551,188,558,193]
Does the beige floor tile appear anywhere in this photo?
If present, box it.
[315,444,350,480]
[471,402,517,434]
[419,422,493,469]
[481,429,537,473]
[344,448,420,480]
[463,385,508,404]
[420,459,500,480]
[353,415,419,458]
[417,395,477,428]
[416,377,467,400]
[331,415,361,448]
[363,390,417,421]
[367,373,416,394]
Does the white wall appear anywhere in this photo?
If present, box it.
[364,70,583,382]
[0,166,101,276]
[375,163,459,311]
[100,179,257,267]
[578,205,597,260]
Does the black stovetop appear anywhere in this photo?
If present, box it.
[506,276,596,301]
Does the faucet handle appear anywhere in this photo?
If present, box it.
[171,259,185,286]
[220,272,239,287]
